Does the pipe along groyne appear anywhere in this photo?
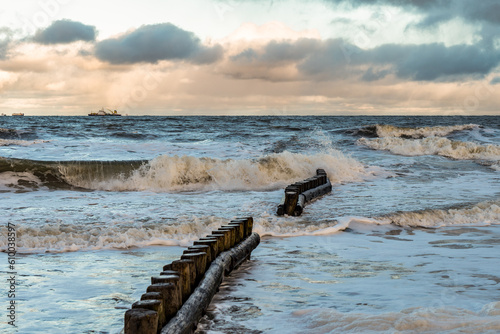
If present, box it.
[277,169,332,216]
[125,217,259,334]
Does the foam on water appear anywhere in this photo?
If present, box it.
[290,303,500,333]
[0,139,49,146]
[0,216,227,253]
[6,199,498,253]
[0,171,42,192]
[381,200,500,228]
[367,123,479,138]
[358,137,500,165]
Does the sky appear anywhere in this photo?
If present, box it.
[0,0,499,115]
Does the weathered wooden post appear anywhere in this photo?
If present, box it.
[285,190,299,216]
[164,259,195,301]
[124,308,158,334]
[236,216,254,237]
[132,299,164,329]
[146,282,179,322]
[212,230,231,251]
[206,233,226,254]
[193,238,219,261]
[218,226,236,247]
[184,245,211,264]
[180,252,207,285]
[228,220,245,243]
[151,275,182,308]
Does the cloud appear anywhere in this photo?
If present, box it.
[0,27,13,60]
[490,76,500,85]
[33,20,96,44]
[368,43,500,81]
[94,23,223,65]
[331,0,500,26]
[226,37,500,82]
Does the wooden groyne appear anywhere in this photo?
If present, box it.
[277,169,332,216]
[125,217,259,334]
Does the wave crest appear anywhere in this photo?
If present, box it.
[381,201,500,228]
[62,151,367,191]
[1,150,368,192]
[359,124,479,139]
[357,137,500,163]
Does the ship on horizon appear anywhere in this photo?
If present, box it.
[88,108,121,116]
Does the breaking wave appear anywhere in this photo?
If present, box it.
[357,137,500,165]
[0,150,368,192]
[2,200,498,253]
[380,200,500,228]
[357,124,479,139]
[0,216,227,253]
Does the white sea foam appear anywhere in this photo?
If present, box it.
[6,201,498,253]
[291,303,500,333]
[0,172,42,191]
[61,151,368,192]
[253,215,387,238]
[0,139,49,146]
[373,124,479,138]
[357,137,500,163]
[382,200,500,228]
[0,216,228,253]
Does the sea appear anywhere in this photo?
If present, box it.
[1,116,499,333]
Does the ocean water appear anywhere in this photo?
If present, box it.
[0,116,499,333]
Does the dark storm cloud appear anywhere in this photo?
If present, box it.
[229,38,500,82]
[325,0,500,27]
[94,23,223,65]
[33,20,96,44]
[368,43,500,81]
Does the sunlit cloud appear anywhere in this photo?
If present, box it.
[0,0,499,115]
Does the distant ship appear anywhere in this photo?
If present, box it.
[12,113,24,116]
[88,108,121,116]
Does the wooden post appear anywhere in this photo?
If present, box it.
[146,283,180,322]
[139,293,166,330]
[180,252,207,285]
[218,226,236,248]
[193,239,219,261]
[206,233,225,254]
[212,230,230,251]
[297,181,308,192]
[235,217,253,237]
[170,259,194,301]
[160,270,179,276]
[285,191,298,216]
[124,308,158,334]
[230,219,247,240]
[132,300,164,329]
[151,275,182,309]
[228,221,245,244]
[184,246,211,272]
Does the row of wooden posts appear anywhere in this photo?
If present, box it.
[277,169,332,216]
[125,217,255,334]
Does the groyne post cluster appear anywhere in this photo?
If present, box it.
[125,217,259,334]
[277,169,332,216]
